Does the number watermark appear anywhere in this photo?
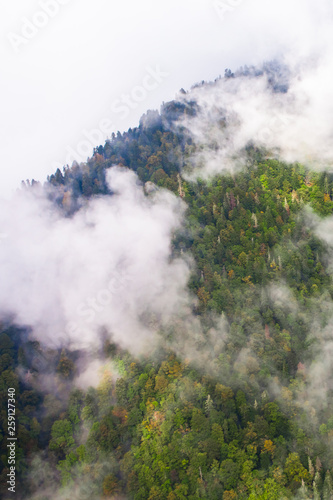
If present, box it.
[7,388,16,494]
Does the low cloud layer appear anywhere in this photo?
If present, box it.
[0,167,191,354]
[176,54,333,179]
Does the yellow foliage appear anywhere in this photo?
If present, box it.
[145,378,154,391]
[242,275,253,286]
[215,383,234,401]
[263,439,276,456]
[161,358,183,379]
[272,466,286,485]
[223,491,238,500]
[197,287,210,305]
[155,375,169,391]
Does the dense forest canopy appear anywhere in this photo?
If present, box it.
[2,63,333,499]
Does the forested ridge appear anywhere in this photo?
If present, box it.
[2,71,333,499]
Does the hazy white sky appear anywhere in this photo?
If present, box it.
[1,0,332,198]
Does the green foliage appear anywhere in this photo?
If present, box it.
[4,102,333,499]
[49,419,75,457]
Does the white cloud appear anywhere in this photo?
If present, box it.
[176,51,333,179]
[2,0,333,197]
[0,167,192,354]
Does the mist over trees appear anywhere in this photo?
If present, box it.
[2,65,333,499]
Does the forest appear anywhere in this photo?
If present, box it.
[1,68,333,499]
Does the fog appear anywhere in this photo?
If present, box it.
[1,0,333,197]
[0,167,192,354]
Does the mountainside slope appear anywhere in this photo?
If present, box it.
[2,68,333,499]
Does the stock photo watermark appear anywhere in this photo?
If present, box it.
[52,65,169,170]
[212,0,244,21]
[7,388,17,493]
[7,0,73,53]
